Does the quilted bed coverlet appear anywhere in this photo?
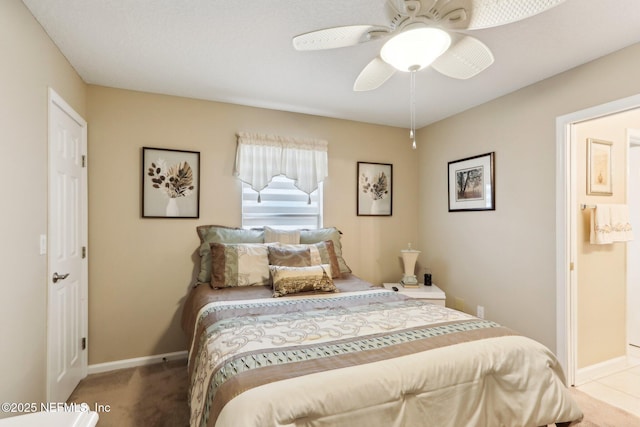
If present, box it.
[182,276,582,427]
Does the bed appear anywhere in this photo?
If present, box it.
[182,225,582,427]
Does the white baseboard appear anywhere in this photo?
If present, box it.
[87,350,188,375]
[575,355,629,386]
[629,344,640,360]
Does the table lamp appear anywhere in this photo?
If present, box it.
[400,243,420,288]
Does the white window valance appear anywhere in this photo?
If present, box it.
[234,131,328,201]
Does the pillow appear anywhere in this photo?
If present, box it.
[270,264,337,297]
[264,226,300,244]
[268,241,341,279]
[210,243,270,288]
[314,240,341,279]
[299,227,352,274]
[196,225,264,284]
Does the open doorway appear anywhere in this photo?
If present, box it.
[556,93,640,387]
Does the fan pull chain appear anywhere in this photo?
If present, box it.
[410,68,417,149]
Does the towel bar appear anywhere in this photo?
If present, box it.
[581,204,596,210]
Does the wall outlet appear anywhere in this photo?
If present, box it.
[477,305,485,319]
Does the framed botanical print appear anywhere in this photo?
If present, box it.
[142,147,200,218]
[357,162,392,216]
[587,138,613,195]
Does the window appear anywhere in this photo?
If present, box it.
[234,131,328,230]
[241,175,323,230]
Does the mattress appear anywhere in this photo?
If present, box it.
[181,274,582,427]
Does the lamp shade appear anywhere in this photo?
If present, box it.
[381,26,451,72]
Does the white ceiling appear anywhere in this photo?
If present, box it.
[22,0,640,129]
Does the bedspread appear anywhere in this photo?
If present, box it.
[183,278,582,427]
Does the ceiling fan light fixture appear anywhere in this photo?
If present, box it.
[380,26,451,72]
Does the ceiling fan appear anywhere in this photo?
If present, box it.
[292,0,566,91]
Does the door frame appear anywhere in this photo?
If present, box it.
[627,129,640,351]
[555,93,640,386]
[46,88,89,400]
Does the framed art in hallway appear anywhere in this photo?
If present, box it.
[448,152,495,212]
[142,147,200,218]
[357,161,392,216]
[587,138,613,195]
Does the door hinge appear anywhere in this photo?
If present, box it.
[570,262,575,271]
[82,155,86,167]
[81,337,87,350]
[82,246,87,259]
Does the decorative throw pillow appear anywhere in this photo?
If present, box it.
[268,242,341,278]
[299,227,352,275]
[196,225,264,285]
[210,243,270,288]
[264,226,301,244]
[268,244,321,267]
[314,240,341,279]
[270,264,337,297]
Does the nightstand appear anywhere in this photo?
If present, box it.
[383,283,446,306]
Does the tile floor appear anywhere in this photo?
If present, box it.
[576,353,640,418]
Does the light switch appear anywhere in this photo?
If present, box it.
[40,234,47,255]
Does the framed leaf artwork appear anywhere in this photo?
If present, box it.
[587,138,613,195]
[142,147,200,218]
[357,162,392,216]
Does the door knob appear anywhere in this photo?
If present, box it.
[52,272,70,283]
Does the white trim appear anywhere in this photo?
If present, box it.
[627,130,640,351]
[556,92,640,387]
[49,88,86,127]
[88,351,188,375]
[575,356,629,386]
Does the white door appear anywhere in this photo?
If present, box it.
[47,89,88,402]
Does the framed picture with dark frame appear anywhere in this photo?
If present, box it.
[142,147,200,218]
[448,152,495,212]
[587,138,613,196]
[357,161,392,216]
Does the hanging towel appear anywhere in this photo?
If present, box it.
[590,204,634,244]
[610,204,634,242]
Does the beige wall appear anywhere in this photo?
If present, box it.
[0,0,86,416]
[575,109,640,367]
[86,86,419,364]
[417,43,640,351]
[7,0,640,399]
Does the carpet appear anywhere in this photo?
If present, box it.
[568,388,640,427]
[68,359,189,427]
[68,359,640,426]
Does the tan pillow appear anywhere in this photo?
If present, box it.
[210,243,270,288]
[268,244,321,266]
[268,242,341,279]
[264,226,300,244]
[270,264,337,297]
[195,225,264,284]
[314,240,341,279]
[300,227,351,274]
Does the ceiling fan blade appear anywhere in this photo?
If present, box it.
[467,0,566,30]
[293,25,381,51]
[353,57,396,91]
[431,35,494,79]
